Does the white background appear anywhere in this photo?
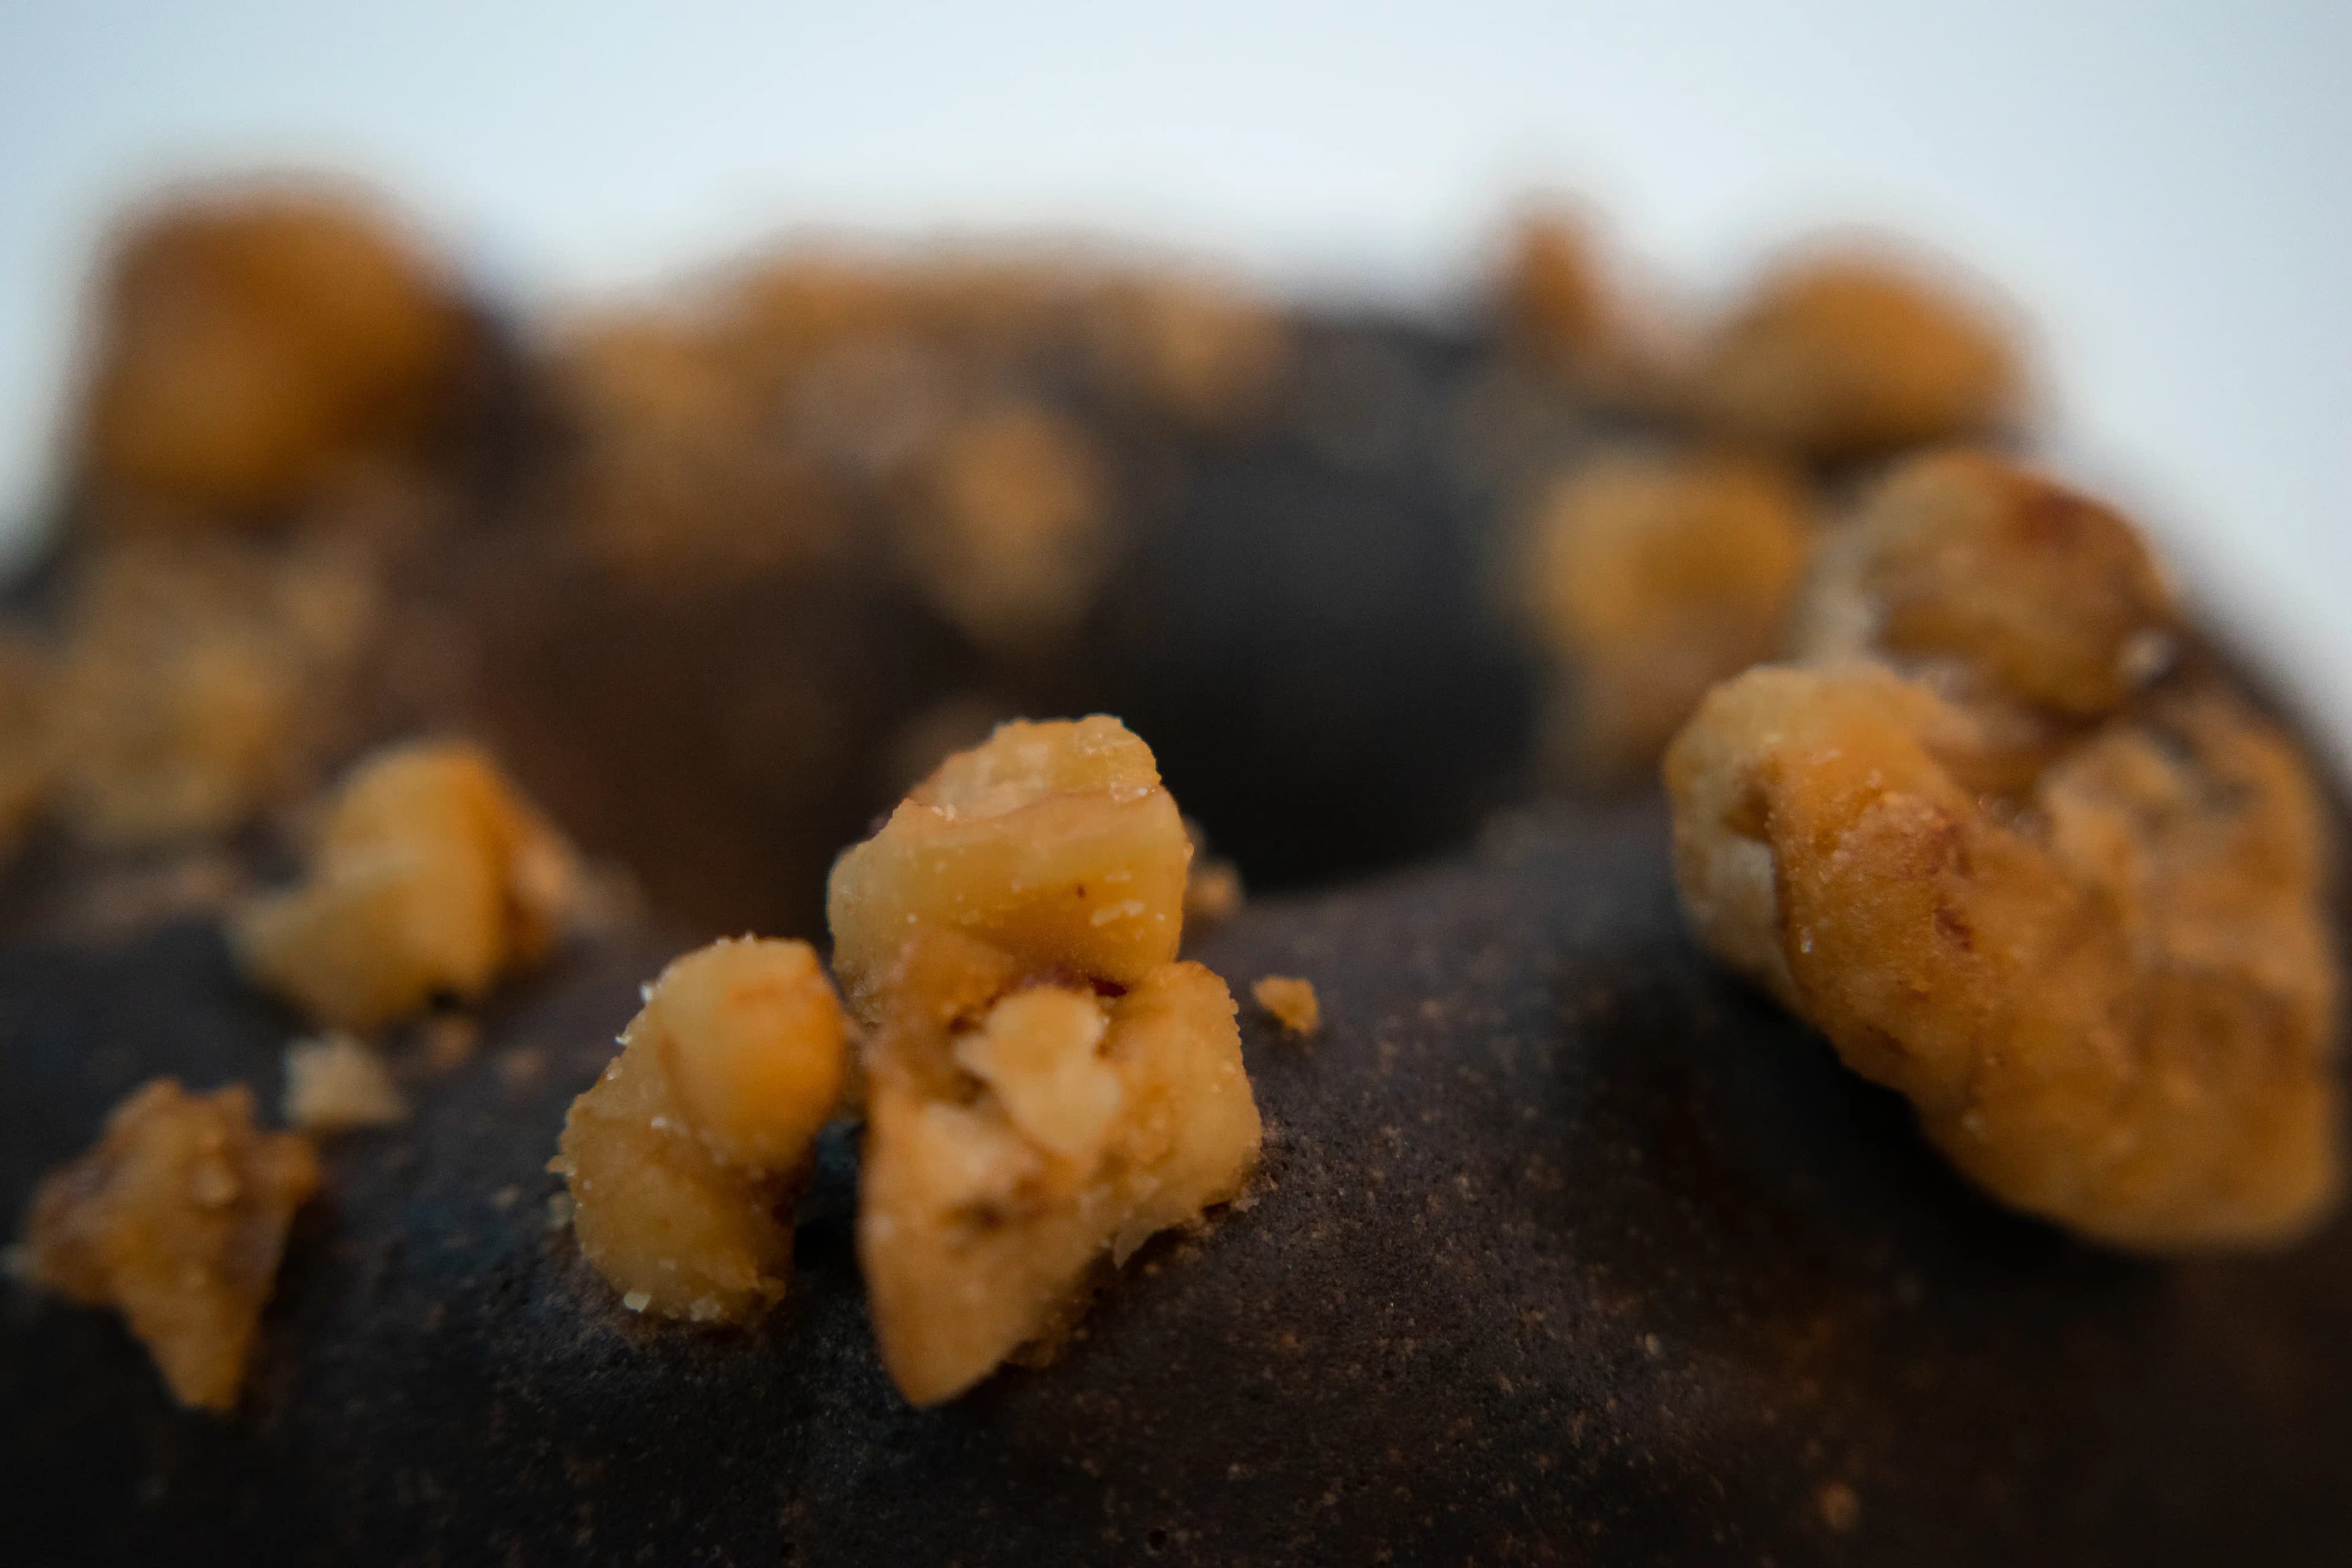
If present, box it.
[2,1,2345,748]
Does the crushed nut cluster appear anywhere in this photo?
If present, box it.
[557,938,848,1322]
[233,740,579,1030]
[20,1080,320,1411]
[80,187,466,518]
[1514,448,1814,783]
[1666,452,2339,1250]
[833,716,1261,1403]
[1252,975,1321,1038]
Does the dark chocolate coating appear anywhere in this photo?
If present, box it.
[6,801,2349,1565]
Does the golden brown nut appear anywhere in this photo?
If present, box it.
[557,938,848,1322]
[827,715,1192,1011]
[1796,450,2177,717]
[1252,975,1321,1038]
[20,1079,320,1411]
[232,740,578,1029]
[898,407,1110,651]
[1516,449,1813,782]
[80,188,466,516]
[1665,661,2339,1250]
[1695,249,2021,457]
[859,932,1261,1404]
[1502,211,1608,373]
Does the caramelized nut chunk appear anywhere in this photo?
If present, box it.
[233,740,579,1029]
[827,715,1193,1011]
[81,188,466,516]
[21,1080,319,1411]
[1517,450,1812,781]
[1252,975,1322,1038]
[859,933,1261,1404]
[1088,272,1291,429]
[1796,450,2177,717]
[1503,211,1609,374]
[1666,660,2339,1250]
[1695,249,2021,457]
[557,938,847,1322]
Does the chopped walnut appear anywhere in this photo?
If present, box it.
[233,740,579,1029]
[282,1032,409,1133]
[859,933,1261,1404]
[1516,449,1813,782]
[835,716,1261,1403]
[556,938,847,1322]
[79,187,466,516]
[20,1080,320,1411]
[1694,248,2021,457]
[898,407,1110,651]
[1665,455,2340,1250]
[827,715,1193,1012]
[1252,975,1321,1037]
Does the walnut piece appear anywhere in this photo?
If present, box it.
[282,1032,409,1133]
[827,715,1193,1011]
[1665,454,2340,1250]
[1252,975,1322,1038]
[837,717,1261,1403]
[1695,249,2020,457]
[233,740,579,1029]
[81,187,465,516]
[20,1080,319,1411]
[860,934,1260,1404]
[557,938,848,1323]
[1516,449,1812,782]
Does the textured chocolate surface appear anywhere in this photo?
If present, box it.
[5,800,2349,1565]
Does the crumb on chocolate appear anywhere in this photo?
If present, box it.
[557,937,847,1323]
[232,739,580,1029]
[283,1032,409,1133]
[20,1079,319,1411]
[1252,975,1321,1038]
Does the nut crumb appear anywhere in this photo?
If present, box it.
[1816,1480,1861,1532]
[559,937,847,1323]
[18,1079,318,1410]
[282,1031,409,1133]
[232,739,580,1029]
[1252,976,1321,1038]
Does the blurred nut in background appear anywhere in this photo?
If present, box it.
[79,187,469,518]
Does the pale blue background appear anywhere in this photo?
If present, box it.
[2,1,2345,747]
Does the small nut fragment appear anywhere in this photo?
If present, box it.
[233,740,579,1029]
[827,715,1193,1011]
[20,1080,319,1411]
[1515,450,1812,781]
[282,1032,409,1133]
[1252,976,1321,1038]
[558,938,848,1322]
[860,935,1261,1405]
[1695,248,2021,457]
[1672,453,2340,1249]
[1088,271,1290,429]
[80,187,466,516]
